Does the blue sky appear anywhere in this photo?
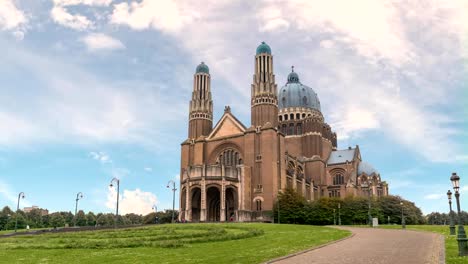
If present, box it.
[0,0,467,215]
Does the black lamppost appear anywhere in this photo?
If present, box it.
[400,200,406,229]
[167,180,177,223]
[447,190,456,236]
[74,192,84,227]
[450,172,468,256]
[338,203,341,225]
[333,209,336,225]
[109,178,120,226]
[362,181,372,227]
[14,192,25,232]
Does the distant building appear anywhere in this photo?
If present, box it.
[179,42,389,222]
[23,206,49,216]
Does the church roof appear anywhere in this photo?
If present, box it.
[327,148,356,165]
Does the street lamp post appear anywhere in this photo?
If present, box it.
[447,190,456,236]
[167,180,177,223]
[74,192,84,227]
[109,178,120,227]
[15,192,25,232]
[400,200,406,229]
[152,205,158,224]
[450,172,468,256]
[338,203,341,226]
[333,209,336,225]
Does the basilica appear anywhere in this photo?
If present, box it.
[179,42,388,222]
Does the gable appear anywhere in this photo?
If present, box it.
[208,113,246,139]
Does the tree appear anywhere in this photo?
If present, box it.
[5,214,26,230]
[86,212,96,226]
[273,188,306,224]
[49,213,65,228]
[74,210,87,226]
[26,208,43,228]
[125,213,143,225]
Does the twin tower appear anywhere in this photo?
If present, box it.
[188,42,278,139]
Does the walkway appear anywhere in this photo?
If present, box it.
[270,227,444,264]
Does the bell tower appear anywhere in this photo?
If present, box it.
[251,42,278,127]
[188,62,213,139]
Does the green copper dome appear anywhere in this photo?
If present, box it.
[256,41,271,55]
[196,62,209,74]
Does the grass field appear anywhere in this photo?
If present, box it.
[379,225,467,264]
[0,223,350,264]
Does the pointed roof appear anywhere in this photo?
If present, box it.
[207,109,246,140]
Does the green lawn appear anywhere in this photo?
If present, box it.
[0,223,350,264]
[379,225,467,264]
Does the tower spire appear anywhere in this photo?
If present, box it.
[188,62,213,139]
[251,42,278,127]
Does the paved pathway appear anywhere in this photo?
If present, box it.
[271,227,444,264]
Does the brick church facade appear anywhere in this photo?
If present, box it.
[179,42,388,222]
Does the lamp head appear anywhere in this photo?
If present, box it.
[450,172,460,191]
[166,185,169,188]
[447,190,452,201]
[109,183,113,188]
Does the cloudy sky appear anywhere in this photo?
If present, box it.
[0,0,467,215]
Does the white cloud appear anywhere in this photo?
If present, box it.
[89,151,112,163]
[330,107,380,139]
[50,0,113,30]
[51,5,93,31]
[110,0,198,33]
[424,193,444,200]
[0,179,31,208]
[144,167,152,172]
[0,0,27,31]
[80,33,125,51]
[53,0,113,6]
[106,187,157,215]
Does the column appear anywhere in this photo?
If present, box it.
[200,181,206,222]
[221,184,226,222]
[186,186,191,221]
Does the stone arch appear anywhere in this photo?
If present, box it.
[190,187,201,222]
[225,186,238,221]
[206,186,221,222]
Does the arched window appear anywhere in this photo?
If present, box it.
[284,114,288,121]
[296,113,300,119]
[281,124,287,134]
[302,113,306,118]
[279,115,283,121]
[218,149,241,167]
[290,113,294,120]
[333,174,344,185]
[256,200,262,211]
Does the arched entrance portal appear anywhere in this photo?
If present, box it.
[191,188,201,222]
[225,187,238,221]
[206,186,220,222]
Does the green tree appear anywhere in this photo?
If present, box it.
[74,210,87,226]
[125,213,143,225]
[86,212,96,226]
[49,213,65,228]
[26,208,43,228]
[273,188,306,224]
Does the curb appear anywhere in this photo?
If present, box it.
[264,230,355,263]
